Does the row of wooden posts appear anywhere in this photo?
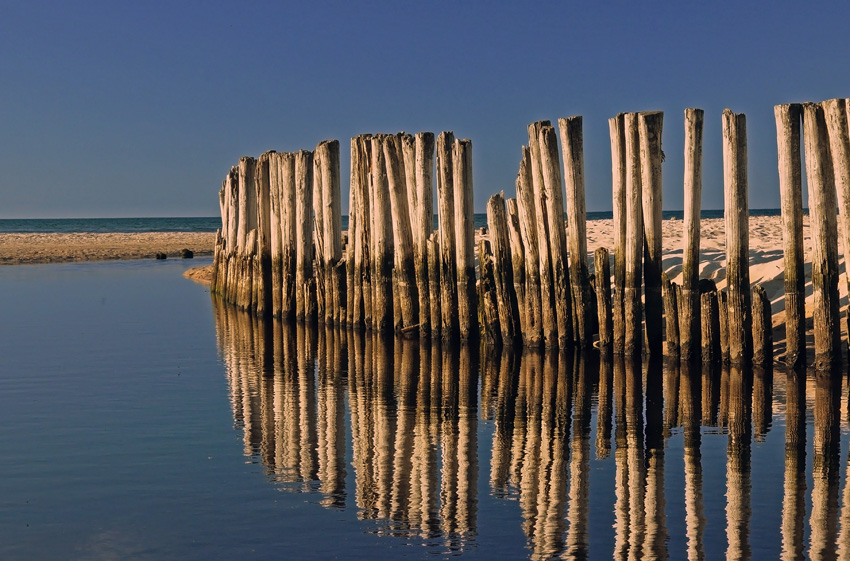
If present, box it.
[210,98,850,370]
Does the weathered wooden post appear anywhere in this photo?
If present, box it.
[370,135,394,333]
[718,291,730,362]
[774,103,805,368]
[453,138,477,341]
[224,168,239,304]
[317,140,343,325]
[681,108,704,361]
[487,193,520,345]
[722,109,752,364]
[623,113,643,357]
[515,147,543,348]
[528,122,557,348]
[426,232,442,339]
[346,142,358,327]
[752,285,772,365]
[255,151,273,316]
[823,98,850,346]
[383,134,418,331]
[415,132,435,336]
[477,239,500,345]
[640,111,664,357]
[559,116,592,347]
[237,157,257,311]
[595,247,613,349]
[608,113,627,353]
[354,136,372,328]
[700,281,720,364]
[436,131,458,340]
[662,272,680,357]
[537,122,573,348]
[279,153,296,320]
[803,102,842,369]
[269,153,283,317]
[295,150,315,322]
[505,198,527,336]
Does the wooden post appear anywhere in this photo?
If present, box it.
[225,167,239,304]
[354,136,372,328]
[718,290,730,362]
[537,122,573,348]
[700,280,720,363]
[436,131,458,339]
[370,135,394,333]
[662,272,679,357]
[427,232,442,339]
[346,141,358,327]
[527,122,557,348]
[822,98,850,347]
[752,284,772,365]
[269,153,283,317]
[623,113,643,357]
[559,116,592,347]
[255,151,273,317]
[774,103,805,368]
[415,132,435,336]
[505,198,527,336]
[477,239,500,345]
[681,108,704,362]
[722,109,752,363]
[803,102,842,369]
[487,193,520,345]
[608,114,627,353]
[295,150,315,322]
[312,147,327,322]
[640,111,664,357]
[317,140,343,325]
[595,247,613,349]
[453,138,477,341]
[383,134,418,331]
[515,147,543,348]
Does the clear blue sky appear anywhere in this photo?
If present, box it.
[2,1,848,218]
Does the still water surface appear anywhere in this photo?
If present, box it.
[1,260,849,559]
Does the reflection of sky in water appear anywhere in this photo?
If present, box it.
[3,260,850,560]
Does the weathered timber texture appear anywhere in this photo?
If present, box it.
[623,113,643,356]
[608,113,627,353]
[700,281,720,364]
[294,150,315,322]
[774,104,805,368]
[269,153,283,318]
[559,116,592,347]
[527,122,557,347]
[426,232,442,339]
[453,138,477,341]
[752,284,773,365]
[662,272,679,357]
[317,140,343,325]
[515,147,543,348]
[718,290,729,362]
[803,102,842,369]
[477,239,500,345]
[487,193,520,345]
[505,198,527,336]
[639,111,664,357]
[722,109,752,363]
[415,132,435,336]
[537,123,573,348]
[436,131,458,339]
[680,108,704,361]
[594,247,613,349]
[370,135,394,333]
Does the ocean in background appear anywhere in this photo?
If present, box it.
[0,208,784,234]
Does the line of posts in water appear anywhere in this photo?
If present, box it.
[214,301,848,560]
[210,98,850,370]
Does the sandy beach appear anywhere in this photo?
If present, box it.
[0,232,215,265]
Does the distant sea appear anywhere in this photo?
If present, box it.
[0,209,784,234]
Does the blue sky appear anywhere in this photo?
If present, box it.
[1,1,848,218]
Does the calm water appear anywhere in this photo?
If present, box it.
[0,209,783,234]
[1,258,847,559]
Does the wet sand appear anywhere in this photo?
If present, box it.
[0,232,215,265]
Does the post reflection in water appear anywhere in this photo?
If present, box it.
[212,296,850,560]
